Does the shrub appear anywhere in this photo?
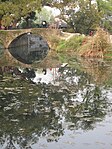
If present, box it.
[66,35,84,50]
[56,35,84,52]
[78,28,111,58]
[56,40,66,52]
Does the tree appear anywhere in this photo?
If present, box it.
[63,0,101,34]
[57,0,112,34]
[34,7,55,26]
[96,0,112,32]
[0,0,41,28]
[0,0,111,31]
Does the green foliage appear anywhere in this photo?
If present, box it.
[56,40,66,52]
[103,20,112,33]
[97,0,112,33]
[57,35,84,52]
[57,0,112,34]
[0,0,111,33]
[67,35,84,49]
[35,7,55,25]
[0,0,41,27]
[65,0,102,34]
[18,19,36,29]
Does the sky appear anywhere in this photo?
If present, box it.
[44,6,60,17]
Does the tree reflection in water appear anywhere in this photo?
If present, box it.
[0,65,111,148]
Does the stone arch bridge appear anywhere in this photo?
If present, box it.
[0,28,60,49]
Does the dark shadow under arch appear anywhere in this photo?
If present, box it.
[8,33,50,64]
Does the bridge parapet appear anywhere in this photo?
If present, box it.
[0,28,60,49]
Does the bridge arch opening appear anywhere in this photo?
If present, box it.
[8,33,50,64]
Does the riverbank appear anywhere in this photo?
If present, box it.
[57,28,112,59]
[0,28,112,66]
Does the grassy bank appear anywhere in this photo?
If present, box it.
[56,34,84,53]
[57,28,112,59]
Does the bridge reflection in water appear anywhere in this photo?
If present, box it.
[8,33,49,64]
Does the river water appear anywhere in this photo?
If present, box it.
[0,38,112,149]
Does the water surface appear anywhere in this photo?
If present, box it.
[0,56,112,149]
